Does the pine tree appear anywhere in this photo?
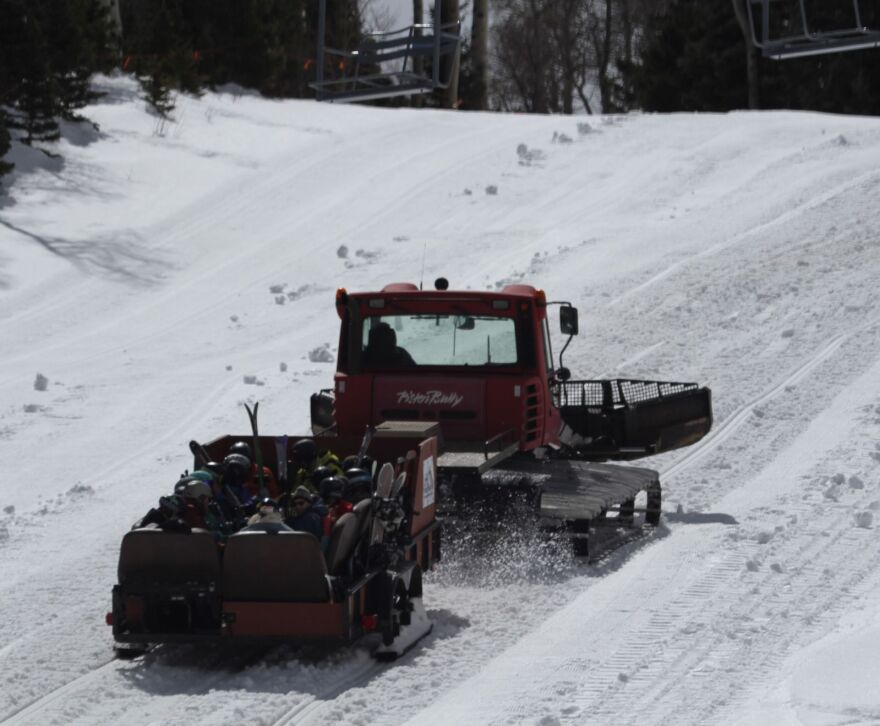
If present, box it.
[626,0,880,114]
[3,3,61,144]
[121,0,202,118]
[0,2,18,175]
[45,0,116,122]
[0,112,13,179]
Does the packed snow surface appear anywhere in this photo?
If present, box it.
[2,75,880,725]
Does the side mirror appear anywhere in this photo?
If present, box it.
[559,306,579,336]
[455,315,476,330]
[556,366,571,382]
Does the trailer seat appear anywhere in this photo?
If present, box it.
[118,527,220,588]
[222,531,331,602]
[325,513,361,575]
[352,498,372,539]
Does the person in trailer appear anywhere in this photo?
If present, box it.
[283,486,324,540]
[319,476,353,551]
[222,453,257,510]
[181,481,224,531]
[227,440,279,499]
[290,439,343,492]
[343,467,373,504]
[243,498,292,534]
[189,466,242,525]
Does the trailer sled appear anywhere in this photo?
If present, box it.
[109,430,440,660]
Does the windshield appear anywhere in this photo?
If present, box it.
[360,314,518,367]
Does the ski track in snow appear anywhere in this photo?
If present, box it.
[2,79,880,724]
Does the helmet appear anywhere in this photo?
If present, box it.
[189,469,215,484]
[310,465,337,490]
[184,480,212,502]
[341,454,374,473]
[256,497,280,518]
[203,460,225,477]
[223,453,251,484]
[291,439,318,466]
[174,476,196,495]
[344,467,373,503]
[229,440,253,461]
[344,467,372,487]
[319,475,348,503]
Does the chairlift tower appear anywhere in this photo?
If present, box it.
[745,0,880,59]
[310,0,462,103]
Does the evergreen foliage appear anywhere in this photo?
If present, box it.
[627,0,880,114]
[0,0,116,152]
[117,0,364,107]
[0,113,12,178]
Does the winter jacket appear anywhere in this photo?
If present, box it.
[243,464,280,499]
[286,506,323,540]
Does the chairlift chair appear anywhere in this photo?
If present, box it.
[745,0,880,59]
[310,0,462,103]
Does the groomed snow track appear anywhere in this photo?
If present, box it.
[2,78,880,724]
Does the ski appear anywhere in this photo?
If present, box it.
[391,471,407,498]
[370,462,395,545]
[275,436,289,494]
[356,425,375,468]
[188,439,212,469]
[244,402,268,499]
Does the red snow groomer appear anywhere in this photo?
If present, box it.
[311,279,713,556]
[110,430,440,660]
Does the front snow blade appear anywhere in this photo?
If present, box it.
[555,379,712,460]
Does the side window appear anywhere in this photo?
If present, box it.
[541,318,554,378]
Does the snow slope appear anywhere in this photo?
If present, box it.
[1,75,880,725]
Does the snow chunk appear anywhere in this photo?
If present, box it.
[746,559,759,572]
[279,362,288,372]
[781,329,795,338]
[854,511,873,529]
[756,531,773,544]
[67,483,94,498]
[3,505,14,515]
[274,295,285,305]
[243,375,264,386]
[308,344,335,363]
[269,283,286,294]
[516,143,545,165]
[230,315,239,323]
[34,373,49,391]
[848,475,864,489]
[485,185,498,196]
[23,404,42,413]
[337,245,349,259]
[770,563,784,573]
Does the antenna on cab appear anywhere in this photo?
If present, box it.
[419,242,428,290]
